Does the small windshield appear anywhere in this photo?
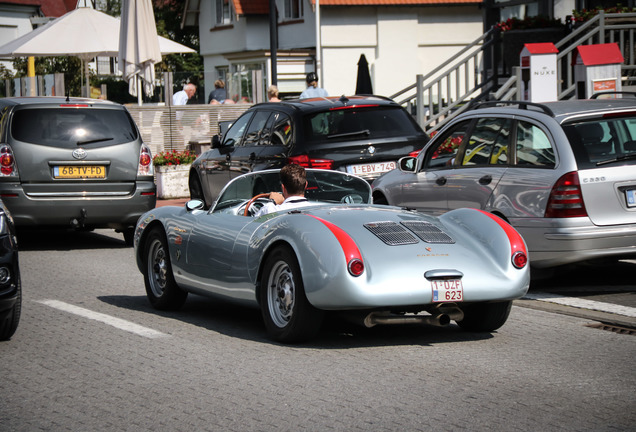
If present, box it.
[12,108,138,148]
[563,116,636,169]
[214,169,372,213]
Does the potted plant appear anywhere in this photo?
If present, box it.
[153,150,196,199]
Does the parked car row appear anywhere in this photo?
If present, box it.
[4,94,636,342]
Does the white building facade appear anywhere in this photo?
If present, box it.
[189,0,484,102]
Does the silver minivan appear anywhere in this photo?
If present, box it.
[372,99,636,269]
[0,97,156,244]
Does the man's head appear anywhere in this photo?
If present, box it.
[280,164,307,196]
[185,83,197,98]
[306,72,318,88]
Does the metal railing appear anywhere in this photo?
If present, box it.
[390,28,500,133]
[394,11,636,132]
[556,11,636,99]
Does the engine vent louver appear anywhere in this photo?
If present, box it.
[364,221,456,245]
[364,222,419,245]
[401,221,455,244]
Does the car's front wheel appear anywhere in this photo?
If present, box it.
[0,276,21,341]
[260,246,323,343]
[457,300,512,332]
[143,227,188,310]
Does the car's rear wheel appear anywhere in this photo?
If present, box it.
[0,276,21,341]
[457,300,512,332]
[143,227,187,310]
[260,246,323,343]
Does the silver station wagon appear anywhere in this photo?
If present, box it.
[0,97,156,244]
[372,98,636,270]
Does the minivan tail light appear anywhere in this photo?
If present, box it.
[288,155,334,170]
[0,145,17,177]
[545,171,587,218]
[137,144,154,176]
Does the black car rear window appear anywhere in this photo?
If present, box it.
[562,116,636,169]
[11,108,138,148]
[303,106,423,143]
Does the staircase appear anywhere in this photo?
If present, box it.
[393,11,636,134]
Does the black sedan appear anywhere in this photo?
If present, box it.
[189,95,428,208]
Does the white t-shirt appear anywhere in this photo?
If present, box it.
[254,196,314,217]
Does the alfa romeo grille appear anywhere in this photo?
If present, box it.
[401,221,455,244]
[364,222,418,245]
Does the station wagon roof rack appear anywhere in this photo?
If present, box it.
[590,91,636,99]
[472,100,555,117]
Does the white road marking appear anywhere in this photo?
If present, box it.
[37,299,168,339]
[523,292,636,318]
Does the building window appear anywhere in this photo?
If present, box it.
[284,0,303,19]
[216,0,232,25]
[230,62,266,103]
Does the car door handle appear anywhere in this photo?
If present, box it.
[479,175,492,185]
[436,177,447,186]
[226,154,231,162]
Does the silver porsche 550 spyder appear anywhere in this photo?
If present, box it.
[134,169,530,343]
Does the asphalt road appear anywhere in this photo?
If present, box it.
[1,228,634,431]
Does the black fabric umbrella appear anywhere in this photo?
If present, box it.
[355,54,373,95]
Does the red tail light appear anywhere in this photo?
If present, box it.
[545,172,587,218]
[0,145,17,176]
[137,144,154,176]
[288,155,334,170]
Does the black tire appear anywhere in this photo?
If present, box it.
[260,246,324,343]
[189,172,208,209]
[0,276,21,341]
[373,194,388,205]
[143,227,188,310]
[457,300,512,332]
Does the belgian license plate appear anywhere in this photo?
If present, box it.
[431,279,464,302]
[54,166,106,179]
[626,189,636,208]
[346,161,396,176]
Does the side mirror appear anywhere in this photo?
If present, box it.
[398,156,417,173]
[186,200,205,211]
[211,134,221,148]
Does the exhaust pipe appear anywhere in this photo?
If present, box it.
[363,311,451,328]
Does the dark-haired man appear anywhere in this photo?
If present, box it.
[254,164,314,217]
[299,72,328,99]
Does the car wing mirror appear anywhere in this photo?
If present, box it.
[398,156,417,172]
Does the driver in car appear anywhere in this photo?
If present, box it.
[254,164,314,217]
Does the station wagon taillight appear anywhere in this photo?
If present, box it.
[545,171,587,218]
[0,145,17,176]
[137,144,154,176]
[288,155,334,170]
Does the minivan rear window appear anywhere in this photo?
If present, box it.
[304,107,423,143]
[563,117,636,169]
[11,108,138,148]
